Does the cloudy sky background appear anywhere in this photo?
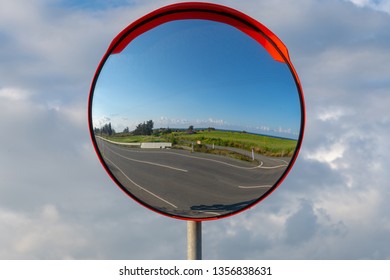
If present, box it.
[0,0,389,259]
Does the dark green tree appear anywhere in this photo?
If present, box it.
[187,125,194,134]
[101,122,115,136]
[133,120,154,135]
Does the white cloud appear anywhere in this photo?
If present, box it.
[0,87,31,101]
[305,142,346,169]
[150,116,227,129]
[317,106,354,122]
[345,0,390,14]
[0,205,89,259]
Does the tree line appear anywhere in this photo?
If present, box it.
[94,120,211,137]
[94,122,115,136]
[133,120,154,136]
[94,120,154,136]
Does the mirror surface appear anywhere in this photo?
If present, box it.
[91,19,303,219]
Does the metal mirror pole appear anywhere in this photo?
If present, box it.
[187,221,202,260]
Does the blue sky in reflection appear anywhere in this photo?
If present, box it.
[93,19,301,139]
[2,0,390,260]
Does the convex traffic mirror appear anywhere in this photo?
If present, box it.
[89,2,305,220]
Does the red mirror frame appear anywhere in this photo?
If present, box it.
[88,2,306,221]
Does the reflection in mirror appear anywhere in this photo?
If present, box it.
[91,19,302,219]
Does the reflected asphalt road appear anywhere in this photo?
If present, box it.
[96,137,289,218]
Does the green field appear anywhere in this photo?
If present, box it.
[103,129,297,157]
[178,130,296,157]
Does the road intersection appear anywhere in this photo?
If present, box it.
[96,137,290,218]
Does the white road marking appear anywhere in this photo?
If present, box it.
[171,152,287,169]
[163,152,263,170]
[238,185,272,189]
[105,144,188,172]
[103,157,178,209]
[267,156,289,165]
[204,211,222,216]
[258,164,287,169]
[104,140,261,170]
[98,137,286,170]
